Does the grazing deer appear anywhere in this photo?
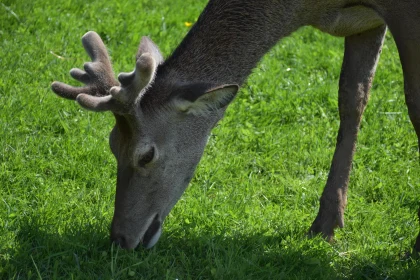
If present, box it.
[52,0,420,251]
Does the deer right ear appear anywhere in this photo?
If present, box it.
[173,84,239,115]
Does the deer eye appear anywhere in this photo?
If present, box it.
[138,147,155,167]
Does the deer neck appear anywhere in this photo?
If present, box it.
[161,0,306,86]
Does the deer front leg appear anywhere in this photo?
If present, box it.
[385,10,420,255]
[309,25,387,241]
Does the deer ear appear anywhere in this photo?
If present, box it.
[173,84,239,115]
[136,36,164,65]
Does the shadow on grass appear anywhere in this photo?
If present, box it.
[3,215,420,279]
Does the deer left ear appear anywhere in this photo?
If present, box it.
[173,84,239,115]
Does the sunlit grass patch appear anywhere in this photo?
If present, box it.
[1,0,420,279]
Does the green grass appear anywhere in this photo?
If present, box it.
[1,0,420,279]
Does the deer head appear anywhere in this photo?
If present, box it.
[52,31,238,249]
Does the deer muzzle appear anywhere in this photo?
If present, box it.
[142,214,162,249]
[111,214,162,249]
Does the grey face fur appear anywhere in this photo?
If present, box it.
[108,89,236,249]
[53,0,420,254]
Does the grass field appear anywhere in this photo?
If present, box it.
[2,0,420,279]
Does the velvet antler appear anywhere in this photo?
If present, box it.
[51,31,162,113]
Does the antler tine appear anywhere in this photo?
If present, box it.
[109,53,157,104]
[107,36,161,105]
[51,31,120,111]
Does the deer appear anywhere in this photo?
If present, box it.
[51,0,420,252]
